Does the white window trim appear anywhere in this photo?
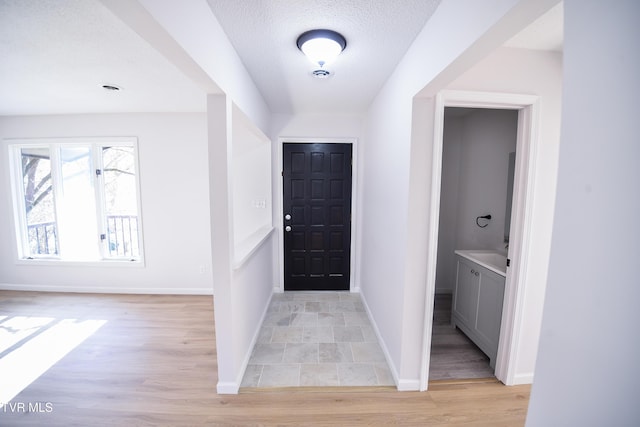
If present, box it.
[7,137,145,265]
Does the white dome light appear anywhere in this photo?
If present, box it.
[296,29,346,68]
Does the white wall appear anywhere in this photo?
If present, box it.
[271,113,364,140]
[0,113,214,294]
[117,0,276,394]
[135,0,271,134]
[361,0,557,389]
[207,96,275,394]
[436,109,517,292]
[526,1,640,425]
[270,113,365,290]
[231,104,272,257]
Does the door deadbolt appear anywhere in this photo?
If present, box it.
[285,214,291,221]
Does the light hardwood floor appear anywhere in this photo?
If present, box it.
[0,291,530,426]
[429,294,495,381]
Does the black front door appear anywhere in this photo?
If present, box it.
[283,143,352,291]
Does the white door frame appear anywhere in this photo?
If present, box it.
[275,137,359,293]
[419,90,540,390]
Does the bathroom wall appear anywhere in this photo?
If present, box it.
[435,114,463,293]
[435,108,518,293]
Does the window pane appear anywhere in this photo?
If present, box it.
[102,146,139,258]
[21,147,58,256]
[59,146,99,260]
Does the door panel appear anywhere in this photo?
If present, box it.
[283,143,352,291]
[453,259,480,326]
[476,270,505,349]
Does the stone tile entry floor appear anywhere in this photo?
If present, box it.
[240,291,395,388]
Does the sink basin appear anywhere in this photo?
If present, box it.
[455,250,507,276]
[467,252,507,269]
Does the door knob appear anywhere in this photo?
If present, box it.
[285,214,291,221]
[285,226,292,232]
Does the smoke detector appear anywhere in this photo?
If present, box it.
[312,69,332,79]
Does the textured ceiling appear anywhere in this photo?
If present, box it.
[0,0,205,115]
[0,0,563,117]
[206,0,442,114]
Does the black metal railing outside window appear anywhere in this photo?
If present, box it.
[106,215,140,258]
[27,221,58,255]
[27,215,139,259]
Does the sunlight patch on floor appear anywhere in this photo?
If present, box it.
[0,316,55,354]
[0,317,106,405]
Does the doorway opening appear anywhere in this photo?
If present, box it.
[420,91,541,390]
[429,107,518,381]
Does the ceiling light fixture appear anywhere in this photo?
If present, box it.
[296,29,346,70]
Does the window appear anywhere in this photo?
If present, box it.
[8,138,143,262]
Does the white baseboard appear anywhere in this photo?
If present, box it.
[397,379,420,391]
[0,283,214,295]
[358,290,401,390]
[359,290,422,391]
[511,372,534,385]
[227,291,275,395]
[216,381,239,394]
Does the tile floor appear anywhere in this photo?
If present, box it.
[240,291,395,388]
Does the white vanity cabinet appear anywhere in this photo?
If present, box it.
[452,254,505,368]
